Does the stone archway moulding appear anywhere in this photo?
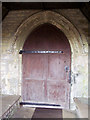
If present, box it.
[10,10,88,98]
[13,10,84,54]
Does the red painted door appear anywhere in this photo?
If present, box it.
[22,24,71,108]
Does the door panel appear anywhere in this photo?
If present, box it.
[47,81,66,103]
[25,80,45,101]
[48,54,66,80]
[47,54,69,106]
[22,54,48,101]
[23,54,47,79]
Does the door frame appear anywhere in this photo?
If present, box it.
[14,11,84,109]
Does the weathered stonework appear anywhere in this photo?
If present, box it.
[1,9,88,109]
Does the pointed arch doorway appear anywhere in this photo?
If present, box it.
[22,23,71,108]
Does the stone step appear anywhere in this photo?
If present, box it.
[12,106,35,118]
[0,94,21,119]
[32,108,62,118]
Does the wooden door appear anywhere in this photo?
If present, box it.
[22,24,71,108]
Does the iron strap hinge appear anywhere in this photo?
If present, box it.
[19,50,63,54]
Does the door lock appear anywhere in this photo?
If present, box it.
[65,66,69,72]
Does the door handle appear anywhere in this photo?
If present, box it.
[65,66,71,83]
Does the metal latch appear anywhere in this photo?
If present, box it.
[69,71,71,83]
[65,66,69,72]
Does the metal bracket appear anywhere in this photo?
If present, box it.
[20,102,61,107]
[19,50,63,54]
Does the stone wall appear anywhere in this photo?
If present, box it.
[2,10,41,95]
[55,9,88,108]
[1,9,88,109]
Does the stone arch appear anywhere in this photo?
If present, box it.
[13,10,84,54]
[12,10,88,100]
